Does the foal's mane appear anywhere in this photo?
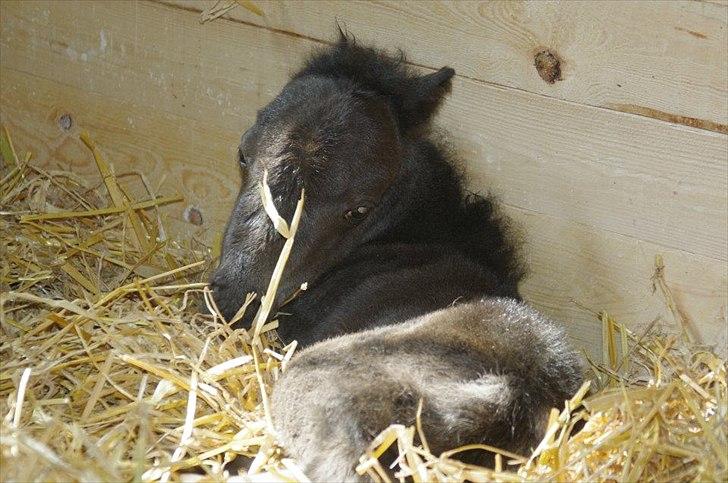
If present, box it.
[294,32,454,134]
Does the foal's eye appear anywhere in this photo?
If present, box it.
[344,206,370,224]
[237,147,247,168]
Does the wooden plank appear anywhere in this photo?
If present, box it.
[0,0,306,134]
[166,0,728,131]
[0,67,240,240]
[508,206,728,360]
[439,74,728,262]
[2,0,725,260]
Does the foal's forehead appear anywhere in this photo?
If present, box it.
[259,76,359,127]
[246,76,399,202]
[253,79,373,166]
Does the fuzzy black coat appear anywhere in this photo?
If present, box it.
[211,33,581,481]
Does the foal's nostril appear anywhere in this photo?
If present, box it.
[209,274,227,291]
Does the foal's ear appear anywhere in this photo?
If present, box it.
[400,67,456,132]
[335,23,350,45]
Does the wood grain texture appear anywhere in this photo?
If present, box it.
[166,0,728,130]
[0,0,303,232]
[1,0,726,359]
[3,0,726,260]
[439,75,728,262]
[0,68,238,244]
[508,206,727,359]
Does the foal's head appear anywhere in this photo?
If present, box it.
[211,34,455,321]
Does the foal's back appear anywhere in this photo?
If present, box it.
[273,298,582,481]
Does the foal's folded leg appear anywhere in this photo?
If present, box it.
[270,297,582,481]
[271,363,411,482]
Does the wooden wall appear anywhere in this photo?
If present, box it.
[1,0,726,360]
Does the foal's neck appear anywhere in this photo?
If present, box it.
[368,137,524,294]
[372,138,466,246]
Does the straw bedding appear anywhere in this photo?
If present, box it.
[1,128,726,482]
